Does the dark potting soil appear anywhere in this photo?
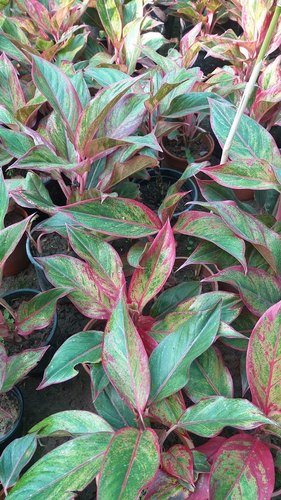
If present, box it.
[139,176,192,213]
[4,210,24,226]
[166,135,209,160]
[0,392,19,437]
[32,232,75,258]
[2,295,53,355]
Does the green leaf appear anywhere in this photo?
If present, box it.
[94,384,138,430]
[10,172,56,214]
[12,145,81,173]
[38,331,103,389]
[0,129,34,158]
[97,0,122,47]
[210,98,281,167]
[0,53,25,113]
[0,215,32,279]
[128,220,176,313]
[0,435,37,492]
[29,410,113,437]
[32,55,82,137]
[149,304,221,403]
[185,346,233,403]
[177,397,274,437]
[103,295,150,413]
[164,92,222,118]
[150,281,201,318]
[124,18,142,74]
[67,226,124,298]
[37,255,112,319]
[97,428,160,499]
[174,211,246,270]
[16,288,70,336]
[205,266,281,317]
[0,169,8,229]
[56,197,162,238]
[202,159,280,191]
[1,348,48,392]
[7,434,112,500]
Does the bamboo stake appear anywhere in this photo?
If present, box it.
[220,2,281,164]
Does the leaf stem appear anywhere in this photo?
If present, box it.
[220,4,281,164]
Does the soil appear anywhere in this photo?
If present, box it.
[139,176,192,213]
[0,392,20,437]
[4,211,24,226]
[1,294,53,355]
[165,134,209,161]
[32,232,75,258]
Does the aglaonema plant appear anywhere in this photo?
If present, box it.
[3,221,281,498]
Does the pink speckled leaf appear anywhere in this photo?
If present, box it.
[102,295,150,413]
[128,220,176,313]
[162,445,194,486]
[209,434,275,500]
[247,300,281,434]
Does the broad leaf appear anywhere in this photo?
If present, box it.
[32,56,82,137]
[16,288,70,336]
[150,282,201,318]
[202,159,280,191]
[103,295,150,413]
[1,348,48,392]
[56,197,162,237]
[97,428,160,499]
[210,434,275,499]
[67,226,124,300]
[128,220,176,313]
[162,445,193,486]
[143,470,190,500]
[185,346,233,403]
[10,172,56,214]
[37,256,112,319]
[0,215,32,279]
[0,169,8,229]
[0,435,37,492]
[177,397,274,437]
[94,384,138,430]
[96,0,122,47]
[210,98,281,166]
[7,434,112,500]
[205,266,281,316]
[38,331,103,389]
[174,211,246,269]
[247,300,281,434]
[29,410,113,437]
[149,304,221,403]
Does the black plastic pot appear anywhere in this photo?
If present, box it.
[26,236,53,291]
[1,289,58,376]
[140,168,198,217]
[0,387,24,453]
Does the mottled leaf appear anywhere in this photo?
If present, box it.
[0,435,37,492]
[29,410,113,437]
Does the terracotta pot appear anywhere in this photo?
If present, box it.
[233,188,254,202]
[161,132,215,172]
[3,206,29,277]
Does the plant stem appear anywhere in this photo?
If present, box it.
[220,4,281,164]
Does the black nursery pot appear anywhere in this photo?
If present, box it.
[1,289,58,377]
[140,168,198,217]
[26,235,53,291]
[0,387,24,453]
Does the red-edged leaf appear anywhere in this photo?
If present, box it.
[199,200,281,274]
[15,288,70,336]
[196,436,227,464]
[0,53,25,113]
[67,226,125,301]
[158,192,190,222]
[32,55,82,137]
[37,255,112,319]
[97,428,160,499]
[0,343,7,390]
[204,266,281,316]
[102,295,150,414]
[1,347,48,392]
[209,434,275,500]
[128,220,176,313]
[0,215,32,279]
[247,300,281,433]
[57,197,162,238]
[189,472,209,500]
[201,159,280,191]
[134,315,158,356]
[144,470,191,499]
[174,211,246,270]
[162,445,194,486]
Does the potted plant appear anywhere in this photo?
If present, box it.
[3,223,281,498]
